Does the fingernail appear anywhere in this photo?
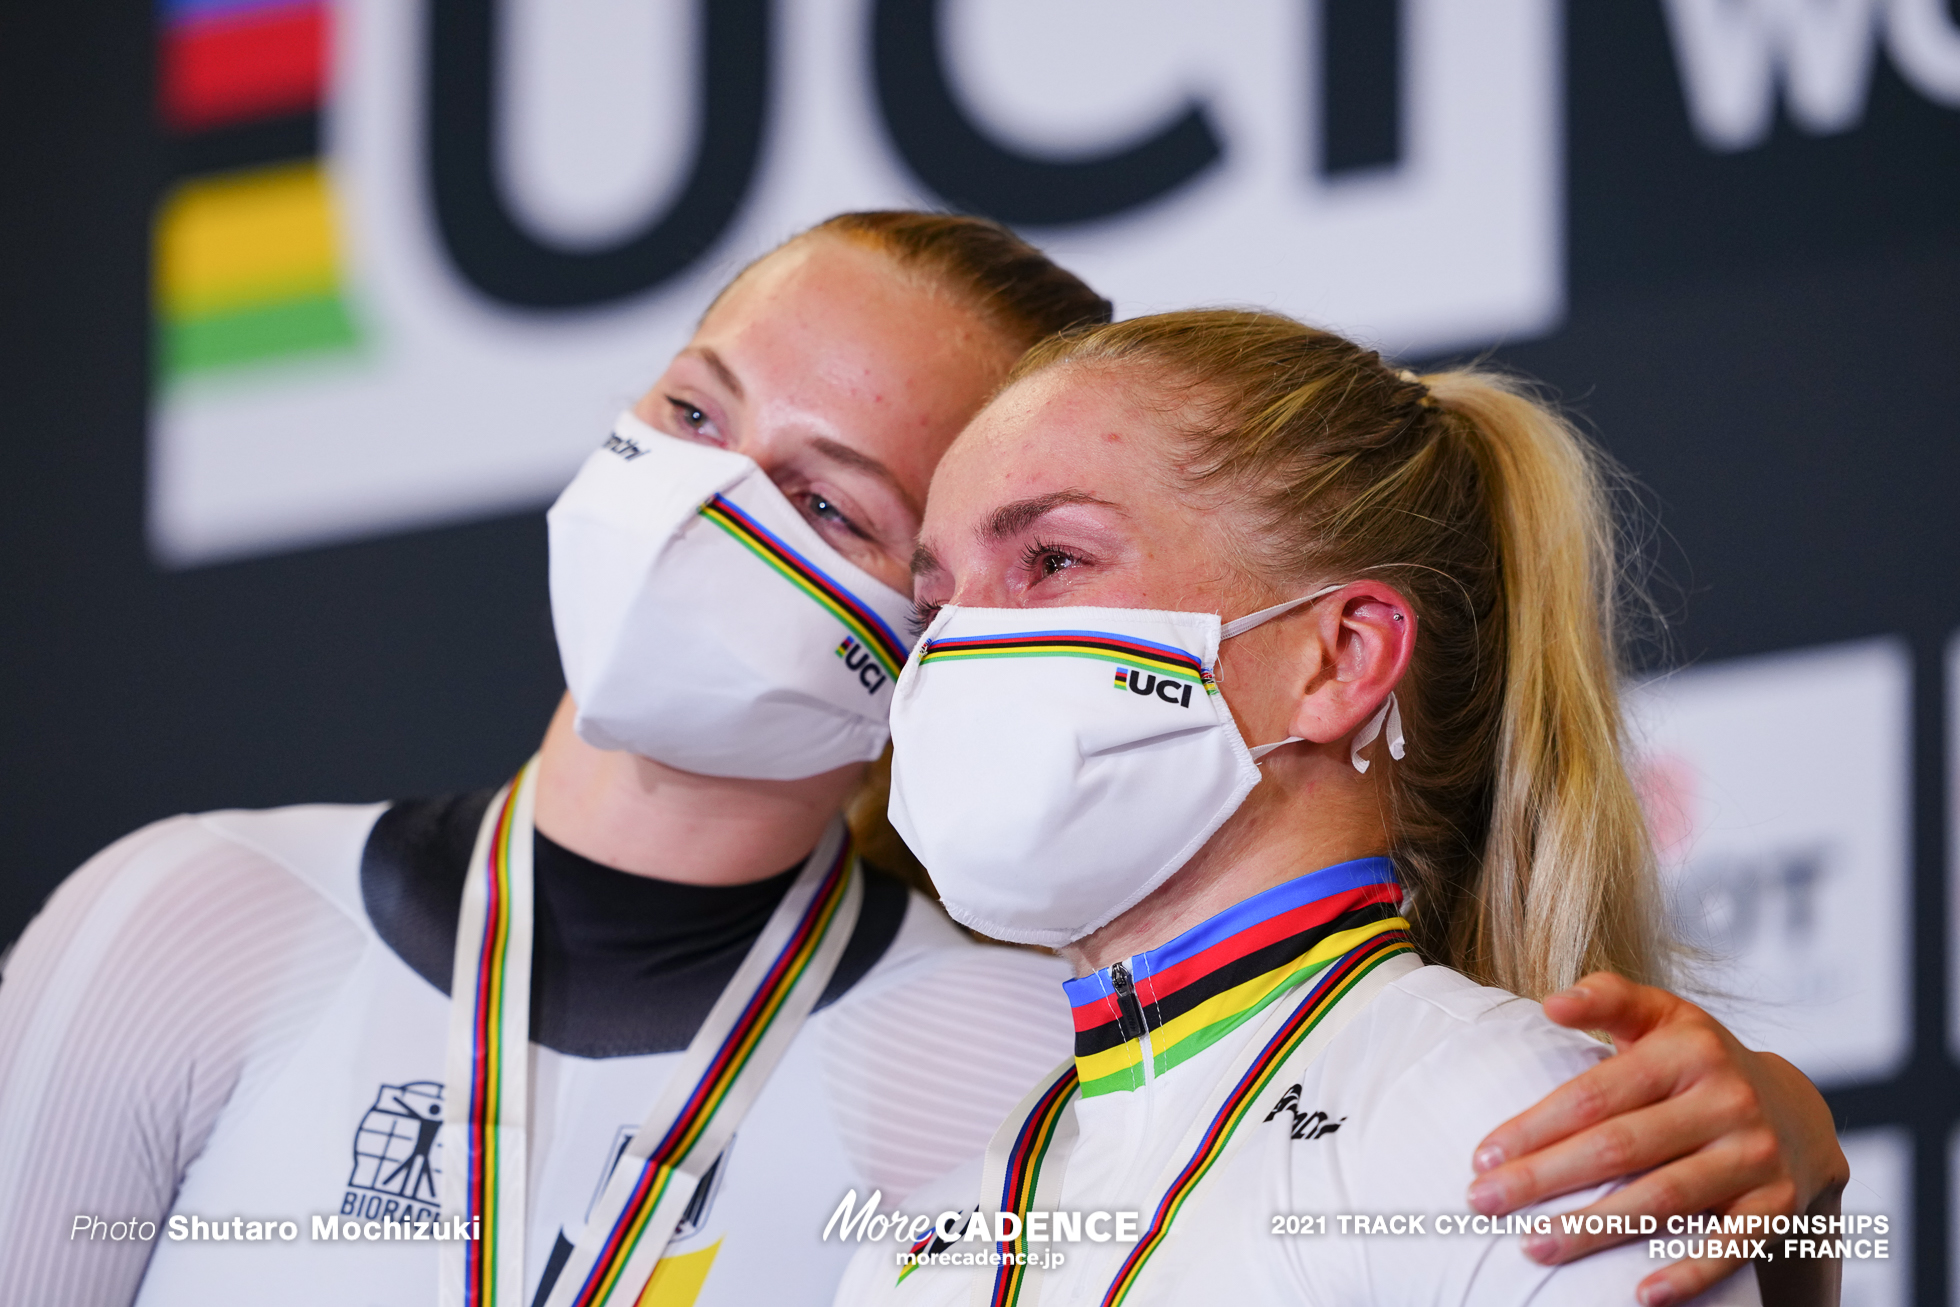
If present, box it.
[1637,1282,1677,1307]
[1550,984,1589,1003]
[1473,1144,1506,1173]
[1465,1179,1504,1214]
[1520,1234,1558,1263]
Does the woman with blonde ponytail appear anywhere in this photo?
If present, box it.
[843,310,1836,1306]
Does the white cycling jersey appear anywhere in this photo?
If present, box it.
[0,792,1073,1307]
[836,859,1760,1307]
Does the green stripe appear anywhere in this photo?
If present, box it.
[1150,957,1329,1078]
[706,515,902,679]
[161,292,360,378]
[1077,1061,1146,1100]
[926,646,1202,685]
[1106,942,1416,1306]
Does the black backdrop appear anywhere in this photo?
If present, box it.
[3,3,1957,1298]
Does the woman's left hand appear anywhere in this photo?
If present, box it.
[1464,972,1848,1307]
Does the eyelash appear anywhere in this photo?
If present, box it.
[805,492,869,541]
[911,541,1088,635]
[666,396,709,431]
[1021,540,1085,578]
[667,396,873,542]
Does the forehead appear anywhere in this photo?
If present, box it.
[926,364,1181,521]
[699,237,1015,475]
[702,237,982,367]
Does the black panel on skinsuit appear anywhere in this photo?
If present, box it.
[359,789,909,1057]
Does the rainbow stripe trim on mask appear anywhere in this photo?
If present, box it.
[1066,859,1405,1098]
[699,495,906,680]
[560,839,857,1306]
[918,630,1212,689]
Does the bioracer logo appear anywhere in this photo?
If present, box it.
[602,432,647,460]
[1112,666,1194,708]
[835,636,889,695]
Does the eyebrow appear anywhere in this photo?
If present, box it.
[810,437,919,515]
[910,543,941,579]
[684,346,744,400]
[986,490,1119,541]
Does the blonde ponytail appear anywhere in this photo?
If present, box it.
[1423,373,1665,994]
[1009,311,1668,997]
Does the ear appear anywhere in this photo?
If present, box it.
[1284,582,1416,748]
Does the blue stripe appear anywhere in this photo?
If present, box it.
[160,0,310,22]
[1061,857,1399,1007]
[929,630,1200,665]
[709,497,909,664]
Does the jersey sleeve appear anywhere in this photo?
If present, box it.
[1311,970,1762,1306]
[0,814,364,1305]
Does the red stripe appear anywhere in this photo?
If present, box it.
[989,1069,1079,1307]
[706,497,905,671]
[934,633,1201,669]
[649,847,845,1155]
[572,846,850,1303]
[1070,989,1126,1034]
[1099,933,1408,1306]
[160,3,325,131]
[1134,883,1404,1007]
[1066,883,1399,1027]
[465,787,515,1306]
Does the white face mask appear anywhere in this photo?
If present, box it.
[547,413,917,780]
[887,590,1405,946]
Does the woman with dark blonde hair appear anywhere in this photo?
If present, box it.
[858,309,1839,1305]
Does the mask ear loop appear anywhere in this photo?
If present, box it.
[1218,584,1345,640]
[1349,693,1405,774]
[1227,585,1408,770]
[1247,693,1407,769]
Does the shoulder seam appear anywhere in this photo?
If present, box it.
[188,806,384,932]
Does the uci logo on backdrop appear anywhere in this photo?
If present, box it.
[151,0,1570,568]
[148,1,1960,570]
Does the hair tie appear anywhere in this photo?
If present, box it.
[1395,367,1438,408]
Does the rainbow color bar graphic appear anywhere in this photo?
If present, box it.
[154,0,360,381]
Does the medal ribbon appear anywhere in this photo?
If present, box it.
[439,761,863,1307]
[970,924,1416,1307]
[440,762,539,1307]
[545,821,861,1307]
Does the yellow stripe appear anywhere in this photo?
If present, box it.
[925,644,1201,683]
[1074,918,1403,1089]
[479,783,523,1299]
[156,161,342,318]
[1149,918,1405,1057]
[1072,1035,1145,1088]
[669,871,846,1156]
[635,1238,721,1307]
[1105,940,1412,1307]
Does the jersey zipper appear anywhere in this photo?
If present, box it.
[1111,959,1156,1084]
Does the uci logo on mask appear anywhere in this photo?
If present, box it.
[1112,666,1195,709]
[835,636,889,696]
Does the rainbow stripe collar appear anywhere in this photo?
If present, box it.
[1063,858,1405,1098]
